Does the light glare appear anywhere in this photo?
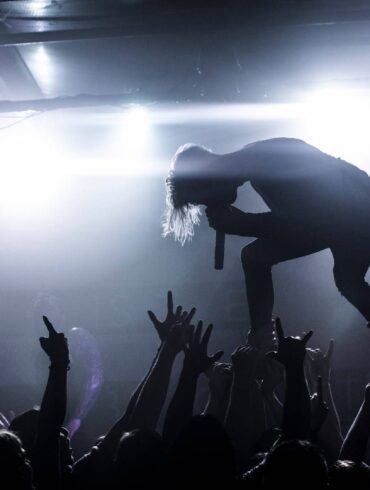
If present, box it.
[0,128,62,218]
[301,87,370,163]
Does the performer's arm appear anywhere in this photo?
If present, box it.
[206,205,259,236]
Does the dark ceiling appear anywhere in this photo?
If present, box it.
[1,1,370,43]
[1,1,370,105]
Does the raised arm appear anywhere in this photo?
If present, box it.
[225,346,265,465]
[72,292,192,487]
[163,321,223,445]
[99,290,184,449]
[260,356,284,430]
[309,376,329,443]
[71,334,161,489]
[97,344,160,456]
[306,340,343,459]
[129,293,195,431]
[340,384,370,463]
[203,362,232,423]
[268,318,313,440]
[35,316,70,489]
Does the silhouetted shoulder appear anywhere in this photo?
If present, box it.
[243,138,370,177]
[242,138,327,164]
[243,137,309,150]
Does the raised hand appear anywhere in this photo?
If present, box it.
[184,321,223,376]
[165,308,196,354]
[40,316,70,367]
[306,339,334,382]
[267,317,313,369]
[147,291,195,344]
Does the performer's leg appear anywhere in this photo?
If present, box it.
[242,238,326,336]
[332,251,370,321]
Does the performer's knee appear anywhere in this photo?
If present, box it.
[333,265,359,299]
[241,244,269,270]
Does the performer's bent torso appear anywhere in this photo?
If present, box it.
[164,137,370,338]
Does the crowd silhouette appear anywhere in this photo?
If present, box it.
[0,290,369,489]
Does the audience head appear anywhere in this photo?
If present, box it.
[9,409,39,455]
[114,428,166,485]
[169,414,236,484]
[0,430,33,489]
[262,439,328,489]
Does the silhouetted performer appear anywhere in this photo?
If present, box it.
[164,138,370,343]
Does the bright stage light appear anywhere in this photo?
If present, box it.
[30,1,49,14]
[110,105,154,174]
[0,126,63,219]
[121,105,151,147]
[22,44,55,96]
[301,86,370,163]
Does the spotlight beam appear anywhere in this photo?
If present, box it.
[0,93,151,114]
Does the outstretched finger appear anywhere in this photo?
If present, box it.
[274,318,284,343]
[175,305,183,319]
[302,330,314,344]
[147,310,159,327]
[325,339,334,360]
[183,307,196,326]
[180,311,188,322]
[167,291,174,316]
[194,321,203,345]
[201,324,213,349]
[43,316,57,336]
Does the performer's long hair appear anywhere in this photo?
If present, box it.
[163,143,213,245]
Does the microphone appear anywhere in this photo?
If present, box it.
[215,230,225,270]
[205,204,227,270]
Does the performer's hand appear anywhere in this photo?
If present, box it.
[205,205,247,235]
